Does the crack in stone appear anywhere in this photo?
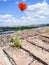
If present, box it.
[2,45,48,65]
[21,47,48,65]
[27,39,49,52]
[3,49,17,65]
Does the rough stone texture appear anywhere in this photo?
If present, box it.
[0,56,5,65]
[26,37,49,51]
[20,29,38,38]
[0,47,12,65]
[0,27,49,65]
[30,60,43,65]
[3,47,32,65]
[41,33,49,38]
[22,40,49,65]
[39,35,49,43]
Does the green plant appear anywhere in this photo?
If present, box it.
[11,30,23,48]
[10,37,14,42]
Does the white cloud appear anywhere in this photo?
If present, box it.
[0,14,17,22]
[24,1,49,24]
[0,14,15,26]
[0,14,25,26]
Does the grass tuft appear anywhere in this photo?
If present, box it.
[11,30,23,48]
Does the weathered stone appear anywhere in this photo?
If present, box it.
[26,37,49,51]
[30,60,43,65]
[40,36,49,43]
[41,33,49,38]
[0,56,5,65]
[22,40,49,65]
[0,27,49,65]
[0,47,12,65]
[3,47,32,65]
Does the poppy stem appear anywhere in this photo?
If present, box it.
[19,11,23,30]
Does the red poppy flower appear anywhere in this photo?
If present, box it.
[18,2,27,11]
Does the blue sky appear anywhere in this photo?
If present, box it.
[0,0,44,18]
[0,0,49,26]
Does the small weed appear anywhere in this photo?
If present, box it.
[10,37,14,42]
[11,30,23,48]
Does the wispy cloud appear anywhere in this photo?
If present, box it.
[24,1,49,24]
[0,14,17,22]
[0,14,23,26]
[16,2,19,4]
